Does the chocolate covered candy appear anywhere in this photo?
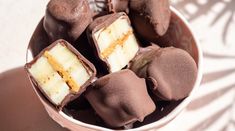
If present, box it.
[130,46,197,100]
[25,39,96,108]
[44,0,92,42]
[87,12,139,73]
[85,69,156,127]
[129,0,171,42]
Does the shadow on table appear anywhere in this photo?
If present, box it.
[171,2,235,128]
[184,56,235,130]
[203,52,235,60]
[0,67,68,131]
[185,71,235,130]
[172,0,235,44]
[189,105,233,131]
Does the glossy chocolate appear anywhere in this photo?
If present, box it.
[44,0,92,43]
[85,69,156,127]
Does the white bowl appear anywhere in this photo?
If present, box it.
[26,7,203,131]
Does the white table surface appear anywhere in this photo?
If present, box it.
[0,0,234,131]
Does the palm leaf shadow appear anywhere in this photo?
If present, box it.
[173,0,235,45]
[201,68,235,84]
[203,52,235,59]
[189,105,233,131]
[189,50,235,111]
[209,0,235,44]
[186,83,234,111]
[220,119,235,131]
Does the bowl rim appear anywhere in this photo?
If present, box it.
[26,6,203,131]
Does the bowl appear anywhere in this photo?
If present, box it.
[26,7,203,131]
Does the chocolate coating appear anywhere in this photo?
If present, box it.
[130,46,197,100]
[87,12,136,73]
[85,69,156,127]
[129,0,171,42]
[130,45,161,77]
[44,0,92,43]
[86,13,114,74]
[25,39,97,109]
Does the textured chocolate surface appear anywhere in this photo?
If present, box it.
[44,0,92,43]
[129,0,171,43]
[85,69,156,127]
[130,46,197,100]
[25,39,96,109]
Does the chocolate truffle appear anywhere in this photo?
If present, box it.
[85,69,156,127]
[87,12,139,73]
[130,46,197,100]
[25,39,96,108]
[129,0,171,43]
[43,0,92,43]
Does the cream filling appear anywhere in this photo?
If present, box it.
[94,16,139,72]
[28,43,92,105]
[100,30,133,59]
[44,51,80,92]
[29,57,70,105]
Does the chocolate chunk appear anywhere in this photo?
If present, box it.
[85,69,156,127]
[110,0,129,13]
[130,46,197,100]
[88,0,111,17]
[25,39,96,109]
[43,0,92,43]
[88,0,129,17]
[87,12,139,73]
[130,45,161,78]
[129,0,171,42]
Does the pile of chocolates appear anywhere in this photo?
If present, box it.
[25,0,197,129]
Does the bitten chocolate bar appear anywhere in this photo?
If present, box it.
[25,39,96,108]
[87,12,139,73]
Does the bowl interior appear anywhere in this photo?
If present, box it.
[26,7,202,131]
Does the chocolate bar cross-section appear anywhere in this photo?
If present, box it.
[87,12,139,73]
[25,39,96,108]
